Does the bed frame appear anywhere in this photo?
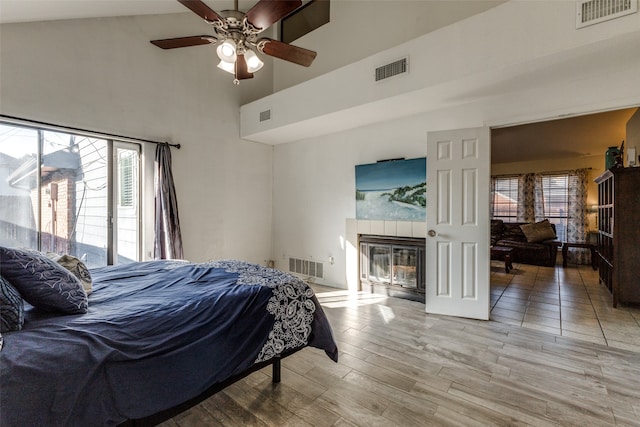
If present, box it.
[120,347,301,426]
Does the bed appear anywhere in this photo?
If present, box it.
[0,251,338,426]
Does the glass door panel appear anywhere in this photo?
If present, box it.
[392,246,417,288]
[114,144,140,264]
[0,124,39,248]
[42,131,108,267]
[369,245,391,282]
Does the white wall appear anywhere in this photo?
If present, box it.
[0,14,274,264]
[272,0,504,91]
[242,1,640,144]
[267,1,640,288]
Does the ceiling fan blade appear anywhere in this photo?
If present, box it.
[177,0,223,22]
[245,0,302,31]
[150,35,216,49]
[259,39,316,67]
[235,55,254,80]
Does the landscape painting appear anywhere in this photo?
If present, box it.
[355,157,426,221]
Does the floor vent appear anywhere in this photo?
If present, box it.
[259,109,271,122]
[289,257,324,279]
[375,57,408,82]
[576,0,637,28]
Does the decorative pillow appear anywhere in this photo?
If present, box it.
[1,275,24,332]
[519,220,557,243]
[46,253,92,295]
[502,222,526,241]
[0,247,87,314]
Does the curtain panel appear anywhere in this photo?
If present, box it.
[517,173,544,222]
[154,143,184,260]
[566,168,590,265]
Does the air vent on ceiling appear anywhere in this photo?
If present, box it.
[289,257,324,279]
[576,0,638,28]
[259,109,271,122]
[375,57,408,82]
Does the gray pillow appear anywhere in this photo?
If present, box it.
[0,275,24,332]
[0,247,87,314]
[519,220,557,243]
[46,253,92,295]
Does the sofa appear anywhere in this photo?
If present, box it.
[491,219,562,267]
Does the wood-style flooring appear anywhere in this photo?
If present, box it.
[161,262,640,426]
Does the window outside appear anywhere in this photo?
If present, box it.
[0,123,140,267]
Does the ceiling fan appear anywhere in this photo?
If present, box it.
[151,0,317,85]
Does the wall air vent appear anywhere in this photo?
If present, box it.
[576,0,638,28]
[259,109,271,122]
[289,257,324,279]
[375,57,408,82]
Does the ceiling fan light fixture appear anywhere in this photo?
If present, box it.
[245,49,264,73]
[217,59,235,74]
[151,0,317,84]
[216,39,236,62]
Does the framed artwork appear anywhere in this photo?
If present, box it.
[355,157,426,221]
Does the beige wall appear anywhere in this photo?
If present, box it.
[627,109,640,165]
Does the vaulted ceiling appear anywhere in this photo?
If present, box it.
[0,1,263,24]
[1,0,637,164]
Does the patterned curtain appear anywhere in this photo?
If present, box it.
[154,143,184,260]
[533,173,545,222]
[566,168,589,264]
[517,173,545,222]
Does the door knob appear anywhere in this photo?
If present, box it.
[428,229,437,237]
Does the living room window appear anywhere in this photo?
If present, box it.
[492,176,519,222]
[491,171,588,243]
[0,121,141,267]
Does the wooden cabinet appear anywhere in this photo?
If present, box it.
[595,168,640,307]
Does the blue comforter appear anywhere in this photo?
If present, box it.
[0,260,338,426]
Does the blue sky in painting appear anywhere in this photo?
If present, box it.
[355,158,426,191]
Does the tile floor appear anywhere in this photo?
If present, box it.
[490,259,640,353]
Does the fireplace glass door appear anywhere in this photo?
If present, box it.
[392,247,418,288]
[360,235,425,299]
[368,245,390,282]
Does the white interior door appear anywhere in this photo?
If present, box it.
[425,127,490,320]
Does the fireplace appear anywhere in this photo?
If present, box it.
[359,235,426,302]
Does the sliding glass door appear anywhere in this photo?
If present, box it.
[0,122,141,267]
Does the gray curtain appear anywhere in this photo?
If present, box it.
[154,143,184,260]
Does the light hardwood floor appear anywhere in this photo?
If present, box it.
[161,262,640,426]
